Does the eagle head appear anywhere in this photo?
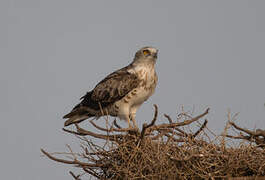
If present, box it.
[133,46,158,64]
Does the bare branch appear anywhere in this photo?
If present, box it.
[256,129,265,137]
[113,119,122,129]
[90,120,134,133]
[222,134,251,140]
[83,168,101,179]
[150,108,209,131]
[140,104,158,139]
[63,124,125,141]
[43,106,265,179]
[164,114,173,123]
[193,119,208,138]
[229,121,256,136]
[41,149,104,167]
[226,122,265,147]
[69,171,81,180]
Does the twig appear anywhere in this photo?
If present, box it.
[164,114,173,123]
[229,121,256,136]
[63,125,124,141]
[90,120,135,133]
[222,134,250,140]
[228,122,265,147]
[69,171,81,180]
[83,168,101,179]
[150,108,209,131]
[113,119,122,129]
[174,127,190,137]
[256,129,265,137]
[41,149,104,167]
[140,104,158,139]
[193,119,208,138]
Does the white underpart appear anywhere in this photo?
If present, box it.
[115,63,156,126]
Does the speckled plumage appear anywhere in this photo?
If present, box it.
[63,47,158,128]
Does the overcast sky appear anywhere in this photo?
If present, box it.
[1,0,265,179]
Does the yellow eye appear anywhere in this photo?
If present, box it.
[143,49,151,56]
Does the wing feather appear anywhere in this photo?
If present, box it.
[71,66,140,112]
[91,67,139,103]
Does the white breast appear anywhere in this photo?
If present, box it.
[114,64,157,121]
[130,65,157,106]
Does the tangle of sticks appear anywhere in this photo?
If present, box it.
[41,105,265,179]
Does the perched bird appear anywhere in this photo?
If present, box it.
[63,46,158,128]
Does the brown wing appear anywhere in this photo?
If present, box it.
[70,66,140,112]
[63,66,140,120]
[91,66,139,104]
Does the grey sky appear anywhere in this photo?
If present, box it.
[1,0,265,179]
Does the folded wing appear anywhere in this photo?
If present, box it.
[63,67,140,126]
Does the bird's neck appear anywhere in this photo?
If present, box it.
[129,61,156,76]
[131,58,156,67]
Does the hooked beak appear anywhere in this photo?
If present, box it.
[153,50,158,59]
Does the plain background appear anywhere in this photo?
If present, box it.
[1,0,265,179]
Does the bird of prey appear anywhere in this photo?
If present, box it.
[63,46,158,128]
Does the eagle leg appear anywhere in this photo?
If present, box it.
[130,113,138,129]
[126,116,133,128]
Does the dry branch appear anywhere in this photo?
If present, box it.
[63,124,125,141]
[42,106,265,179]
[90,120,135,133]
[148,108,209,131]
[41,149,104,168]
[69,171,81,180]
[140,104,158,139]
[225,121,265,148]
[193,119,208,138]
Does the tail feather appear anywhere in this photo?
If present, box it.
[64,115,90,126]
[63,106,93,126]
[63,109,81,119]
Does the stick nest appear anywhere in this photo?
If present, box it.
[42,105,265,179]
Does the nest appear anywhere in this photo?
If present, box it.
[42,105,265,179]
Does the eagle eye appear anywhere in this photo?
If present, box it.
[143,49,151,56]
